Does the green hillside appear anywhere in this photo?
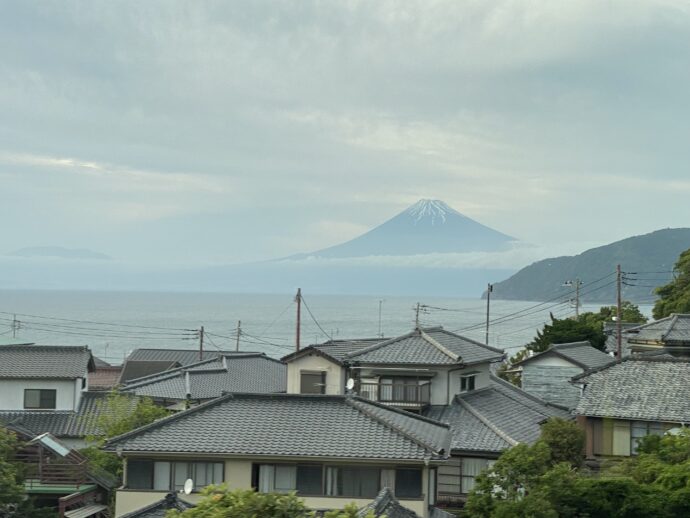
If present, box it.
[489,228,690,303]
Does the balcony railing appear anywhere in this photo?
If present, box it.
[358,382,431,405]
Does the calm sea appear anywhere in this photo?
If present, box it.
[0,290,651,364]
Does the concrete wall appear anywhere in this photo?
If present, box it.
[521,364,583,408]
[286,355,345,395]
[0,378,82,410]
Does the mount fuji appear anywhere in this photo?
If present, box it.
[294,199,518,259]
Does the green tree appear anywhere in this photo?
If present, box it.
[654,248,690,319]
[528,314,607,353]
[540,418,585,468]
[166,487,377,518]
[80,391,169,478]
[0,428,23,514]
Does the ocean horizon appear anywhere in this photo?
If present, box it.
[0,289,649,364]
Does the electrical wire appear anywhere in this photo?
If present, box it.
[0,310,195,332]
[299,295,332,340]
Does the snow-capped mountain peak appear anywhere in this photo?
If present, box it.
[405,199,457,225]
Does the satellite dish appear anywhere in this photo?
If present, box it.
[183,478,194,495]
[346,378,355,391]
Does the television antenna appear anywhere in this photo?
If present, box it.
[183,478,194,495]
[346,378,355,391]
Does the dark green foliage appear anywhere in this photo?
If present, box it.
[466,422,690,518]
[654,248,690,319]
[81,390,169,479]
[166,487,377,517]
[528,315,607,353]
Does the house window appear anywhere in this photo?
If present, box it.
[460,457,494,493]
[327,466,380,498]
[24,389,57,409]
[256,464,324,495]
[631,421,667,454]
[394,468,422,498]
[378,378,430,403]
[127,460,223,491]
[300,371,326,394]
[460,374,476,393]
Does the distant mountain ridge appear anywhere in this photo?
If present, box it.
[489,228,690,303]
[291,199,518,259]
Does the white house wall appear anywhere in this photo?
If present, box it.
[0,378,80,411]
[286,355,345,395]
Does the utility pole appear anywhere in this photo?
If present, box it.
[236,320,241,352]
[378,299,385,338]
[295,288,302,352]
[485,284,493,346]
[616,264,622,360]
[415,302,421,328]
[563,279,583,318]
[198,326,204,361]
[11,314,19,339]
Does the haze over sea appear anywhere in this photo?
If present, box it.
[0,291,652,365]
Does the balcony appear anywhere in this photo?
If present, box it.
[357,381,431,408]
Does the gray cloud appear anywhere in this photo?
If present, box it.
[1,1,689,266]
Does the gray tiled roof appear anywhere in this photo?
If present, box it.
[0,391,137,438]
[127,348,255,365]
[119,493,194,518]
[0,345,94,379]
[358,487,419,518]
[518,342,614,370]
[105,393,450,461]
[282,338,384,365]
[119,360,181,384]
[574,356,690,422]
[625,314,690,345]
[424,376,570,453]
[121,354,286,400]
[347,327,504,366]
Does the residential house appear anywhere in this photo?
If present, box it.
[515,341,614,408]
[281,338,383,395]
[357,487,455,518]
[120,353,286,407]
[104,392,451,518]
[119,348,259,384]
[573,354,690,460]
[0,345,95,411]
[424,375,570,503]
[283,327,505,410]
[284,326,565,504]
[0,390,136,449]
[7,425,116,518]
[622,314,690,356]
[603,322,641,357]
[89,356,124,391]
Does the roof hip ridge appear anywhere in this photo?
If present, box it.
[346,397,446,457]
[456,396,519,447]
[420,330,460,362]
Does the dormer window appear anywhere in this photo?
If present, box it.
[460,374,477,393]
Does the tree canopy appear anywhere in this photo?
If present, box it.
[465,418,690,518]
[654,248,690,319]
[80,391,169,478]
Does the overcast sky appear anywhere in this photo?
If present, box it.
[1,0,690,266]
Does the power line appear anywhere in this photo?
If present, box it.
[0,316,196,337]
[300,295,332,341]
[0,310,194,332]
